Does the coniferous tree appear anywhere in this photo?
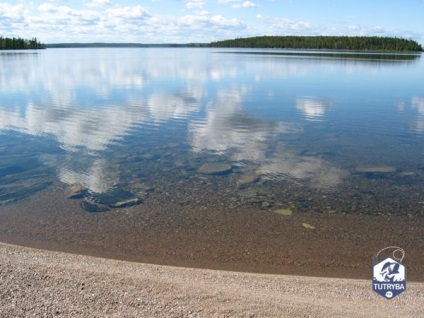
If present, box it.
[209,36,423,52]
[0,36,45,50]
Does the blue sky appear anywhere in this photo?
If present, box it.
[1,0,423,44]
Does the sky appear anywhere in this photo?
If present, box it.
[0,0,423,45]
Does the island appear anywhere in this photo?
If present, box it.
[209,35,423,52]
[0,37,45,50]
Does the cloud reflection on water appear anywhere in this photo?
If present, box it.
[189,87,346,188]
[296,97,332,121]
[411,97,424,133]
[2,49,412,192]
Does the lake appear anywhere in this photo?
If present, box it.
[1,48,424,279]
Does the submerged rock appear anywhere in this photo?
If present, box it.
[238,188,260,199]
[80,201,110,213]
[355,166,396,174]
[273,209,293,216]
[198,163,232,175]
[86,189,143,208]
[236,174,260,188]
[302,223,315,230]
[65,184,87,199]
[112,197,143,208]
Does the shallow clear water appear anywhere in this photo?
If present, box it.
[1,48,424,216]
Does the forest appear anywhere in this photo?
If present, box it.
[0,37,45,50]
[45,43,205,48]
[209,36,423,52]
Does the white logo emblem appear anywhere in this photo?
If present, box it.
[372,247,406,300]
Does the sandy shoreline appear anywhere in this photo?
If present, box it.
[2,187,424,283]
[1,242,424,317]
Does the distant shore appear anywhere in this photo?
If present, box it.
[43,35,423,52]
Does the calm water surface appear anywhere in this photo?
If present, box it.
[1,48,424,217]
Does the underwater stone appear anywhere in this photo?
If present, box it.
[86,189,143,208]
[236,174,260,188]
[198,163,232,175]
[238,188,259,199]
[110,197,143,208]
[65,184,87,199]
[302,223,315,230]
[273,209,293,216]
[355,166,396,174]
[80,201,110,213]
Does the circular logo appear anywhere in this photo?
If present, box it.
[385,291,393,298]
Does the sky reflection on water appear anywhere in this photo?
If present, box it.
[0,49,423,211]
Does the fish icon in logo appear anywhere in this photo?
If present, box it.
[380,261,401,282]
[372,257,406,299]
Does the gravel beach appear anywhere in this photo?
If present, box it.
[1,242,424,317]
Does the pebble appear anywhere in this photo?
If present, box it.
[302,223,315,230]
[197,163,232,175]
[273,209,293,216]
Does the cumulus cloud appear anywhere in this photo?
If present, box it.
[0,0,423,45]
[85,0,111,8]
[0,1,250,43]
[218,0,257,9]
[0,3,26,20]
[232,1,257,9]
[256,14,313,33]
[185,0,207,9]
[105,5,151,20]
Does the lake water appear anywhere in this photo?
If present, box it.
[1,48,424,277]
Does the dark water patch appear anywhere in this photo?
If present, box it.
[80,201,110,213]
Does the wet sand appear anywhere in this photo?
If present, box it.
[1,186,423,281]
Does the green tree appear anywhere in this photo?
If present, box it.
[209,36,423,52]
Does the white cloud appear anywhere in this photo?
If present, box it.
[218,0,257,9]
[0,3,26,20]
[185,0,206,9]
[257,14,313,33]
[1,1,421,47]
[36,3,99,24]
[85,0,111,8]
[232,1,257,9]
[0,2,246,43]
[106,5,151,20]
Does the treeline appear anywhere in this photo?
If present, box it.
[46,43,208,48]
[209,36,423,52]
[0,37,45,50]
